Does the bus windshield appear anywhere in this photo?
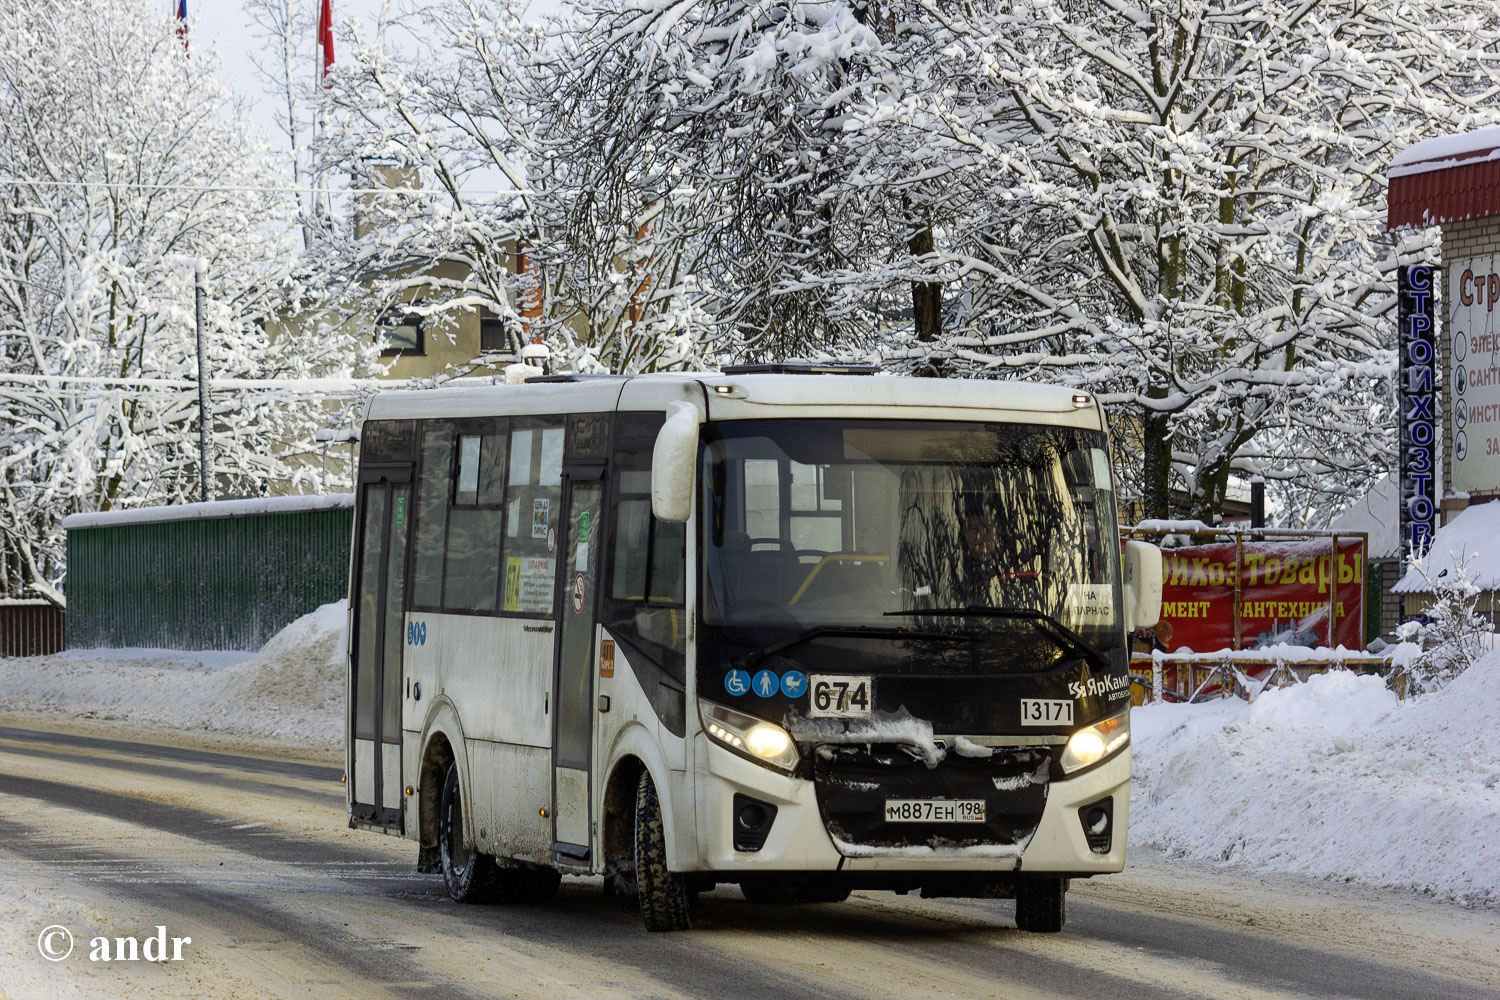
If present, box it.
[700,419,1122,667]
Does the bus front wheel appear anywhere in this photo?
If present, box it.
[1014,877,1066,933]
[438,761,501,903]
[634,772,696,931]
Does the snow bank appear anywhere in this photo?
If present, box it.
[0,601,346,747]
[1130,656,1500,905]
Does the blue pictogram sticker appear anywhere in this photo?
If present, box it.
[724,669,751,697]
[752,669,780,698]
[780,670,808,698]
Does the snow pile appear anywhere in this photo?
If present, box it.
[1130,658,1500,905]
[0,601,346,747]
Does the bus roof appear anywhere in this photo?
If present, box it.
[363,372,1102,430]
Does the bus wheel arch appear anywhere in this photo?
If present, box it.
[417,701,469,850]
[601,756,646,897]
[418,731,456,854]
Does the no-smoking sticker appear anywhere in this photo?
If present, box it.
[571,573,587,613]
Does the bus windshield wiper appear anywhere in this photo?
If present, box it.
[882,607,1108,669]
[741,625,978,667]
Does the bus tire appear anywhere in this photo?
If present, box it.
[634,771,695,931]
[438,761,500,904]
[1014,877,1066,933]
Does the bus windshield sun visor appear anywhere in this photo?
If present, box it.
[883,607,1108,670]
[739,625,979,667]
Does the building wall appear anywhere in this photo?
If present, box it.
[66,506,352,652]
[1440,216,1500,517]
[1369,557,1404,642]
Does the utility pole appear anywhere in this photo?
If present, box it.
[195,266,213,502]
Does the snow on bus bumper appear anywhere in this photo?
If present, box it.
[693,735,1130,875]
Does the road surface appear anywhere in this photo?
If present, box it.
[0,715,1496,1000]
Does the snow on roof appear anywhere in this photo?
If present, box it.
[1388,125,1500,178]
[61,493,354,531]
[1329,474,1400,560]
[1393,499,1500,593]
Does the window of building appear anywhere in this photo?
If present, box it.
[377,305,425,356]
[479,308,509,353]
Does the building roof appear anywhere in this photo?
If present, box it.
[1329,474,1400,560]
[1388,126,1500,230]
[61,493,354,531]
[1393,498,1500,593]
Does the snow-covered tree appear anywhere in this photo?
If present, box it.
[1394,553,1491,692]
[547,0,966,363]
[0,0,375,597]
[318,0,720,374]
[901,0,1500,519]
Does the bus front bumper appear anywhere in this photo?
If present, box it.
[691,734,1130,875]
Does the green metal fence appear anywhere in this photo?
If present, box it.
[64,496,353,651]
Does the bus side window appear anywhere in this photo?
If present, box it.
[410,421,453,609]
[499,420,564,615]
[443,421,506,612]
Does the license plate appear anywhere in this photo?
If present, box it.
[1020,698,1073,726]
[884,799,987,823]
[808,674,872,718]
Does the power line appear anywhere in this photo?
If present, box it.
[0,371,384,393]
[0,177,531,198]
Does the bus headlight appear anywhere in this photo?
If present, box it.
[699,700,800,773]
[1060,712,1130,774]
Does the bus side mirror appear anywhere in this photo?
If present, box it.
[1122,540,1163,630]
[652,402,700,523]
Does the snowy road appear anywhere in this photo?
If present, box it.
[1,717,1497,1000]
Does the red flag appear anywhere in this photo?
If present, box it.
[317,0,334,85]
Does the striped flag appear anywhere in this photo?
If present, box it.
[174,0,189,53]
[317,0,335,85]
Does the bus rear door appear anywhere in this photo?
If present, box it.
[349,463,412,832]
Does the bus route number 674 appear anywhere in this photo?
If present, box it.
[808,674,872,719]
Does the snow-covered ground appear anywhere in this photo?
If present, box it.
[1,599,1496,908]
[0,602,346,747]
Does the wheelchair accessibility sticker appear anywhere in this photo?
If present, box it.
[724,670,751,696]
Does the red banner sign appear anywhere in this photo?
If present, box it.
[1149,538,1366,653]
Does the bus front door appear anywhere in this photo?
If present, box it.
[349,466,412,832]
[551,475,603,864]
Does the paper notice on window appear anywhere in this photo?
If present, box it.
[517,557,554,614]
[1066,583,1114,625]
[532,498,550,539]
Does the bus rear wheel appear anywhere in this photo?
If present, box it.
[1014,877,1066,933]
[438,761,501,903]
[634,772,696,931]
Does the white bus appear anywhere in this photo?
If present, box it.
[345,364,1162,932]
